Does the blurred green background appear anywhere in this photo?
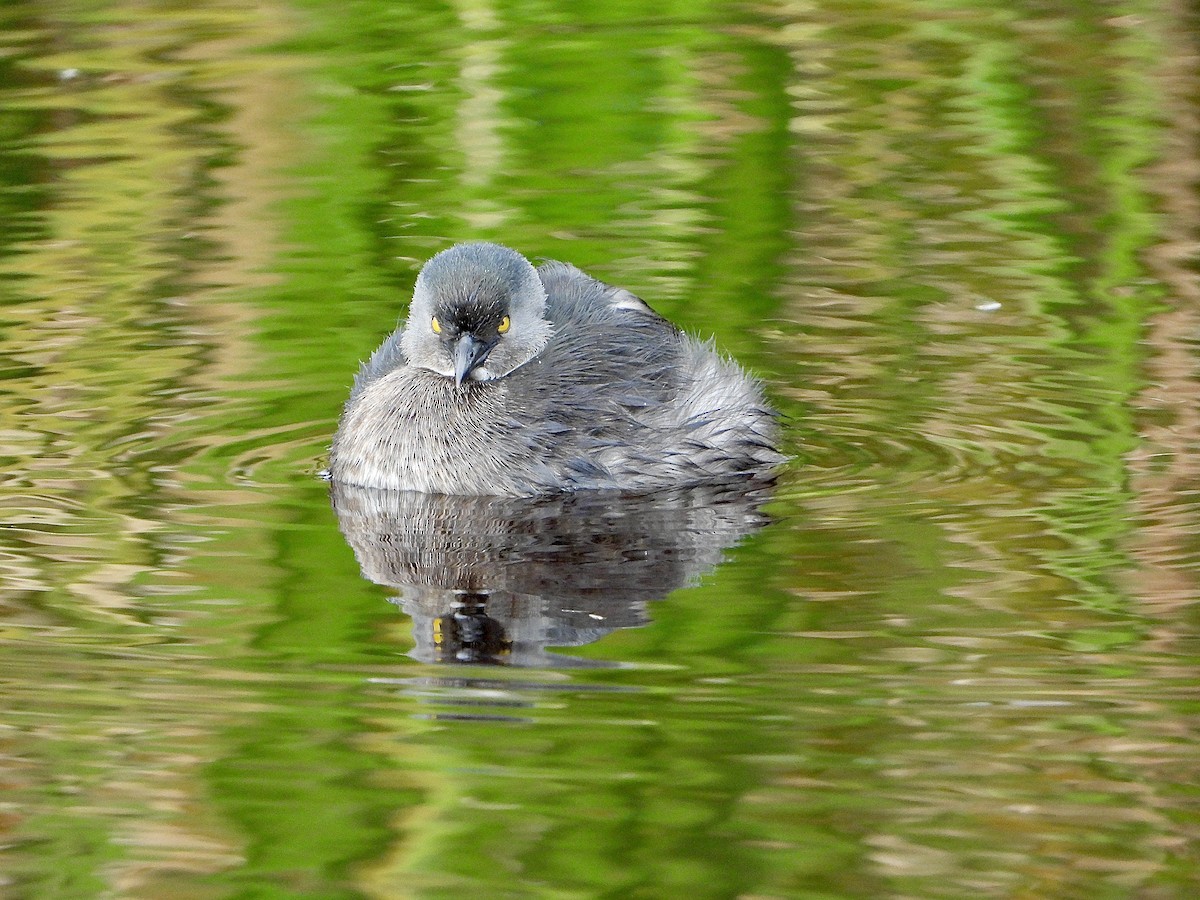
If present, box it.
[0,0,1197,897]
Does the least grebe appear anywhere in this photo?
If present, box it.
[329,242,783,495]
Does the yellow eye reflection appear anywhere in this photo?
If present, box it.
[497,315,511,334]
[431,316,441,334]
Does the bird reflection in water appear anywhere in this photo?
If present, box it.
[432,591,511,664]
[330,482,773,666]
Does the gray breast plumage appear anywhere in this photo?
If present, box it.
[329,250,783,496]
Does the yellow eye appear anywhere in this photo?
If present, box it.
[431,316,441,334]
[497,315,510,334]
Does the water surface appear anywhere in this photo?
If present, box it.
[1,1,1198,897]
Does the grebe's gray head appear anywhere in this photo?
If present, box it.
[400,242,552,386]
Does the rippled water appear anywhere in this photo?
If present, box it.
[2,1,1198,897]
